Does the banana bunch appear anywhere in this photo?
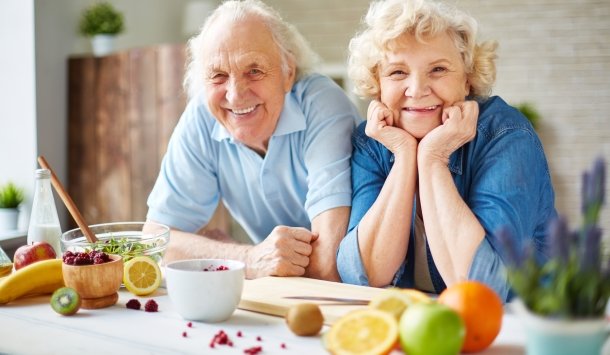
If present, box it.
[0,259,64,304]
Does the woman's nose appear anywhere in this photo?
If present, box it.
[404,74,431,99]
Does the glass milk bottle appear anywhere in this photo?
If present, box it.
[27,169,62,256]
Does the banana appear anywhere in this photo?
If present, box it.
[0,258,64,304]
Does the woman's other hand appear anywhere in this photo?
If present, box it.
[365,100,417,155]
[419,100,479,163]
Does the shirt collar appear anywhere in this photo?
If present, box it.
[210,91,306,143]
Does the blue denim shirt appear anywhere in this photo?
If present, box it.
[337,96,557,302]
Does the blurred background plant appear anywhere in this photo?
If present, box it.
[497,157,609,318]
[79,2,125,37]
[515,102,541,130]
[0,182,24,209]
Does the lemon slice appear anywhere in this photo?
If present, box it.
[326,309,398,355]
[123,256,161,296]
[369,288,431,320]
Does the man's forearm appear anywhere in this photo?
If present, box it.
[163,229,251,264]
[307,206,350,282]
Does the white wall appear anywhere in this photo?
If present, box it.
[0,0,37,230]
[0,0,193,230]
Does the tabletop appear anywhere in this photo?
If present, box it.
[0,285,533,355]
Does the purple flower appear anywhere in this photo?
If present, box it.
[496,226,525,268]
[580,225,602,272]
[547,216,571,263]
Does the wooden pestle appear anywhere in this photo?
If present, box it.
[37,156,98,243]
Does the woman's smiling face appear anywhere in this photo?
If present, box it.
[202,17,295,154]
[378,32,470,139]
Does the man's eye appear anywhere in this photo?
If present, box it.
[248,69,263,76]
[209,73,228,83]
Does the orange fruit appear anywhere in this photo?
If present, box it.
[437,280,503,353]
[326,309,398,355]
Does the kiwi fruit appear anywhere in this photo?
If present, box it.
[285,303,324,336]
[50,287,81,316]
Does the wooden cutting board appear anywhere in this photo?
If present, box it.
[238,277,385,325]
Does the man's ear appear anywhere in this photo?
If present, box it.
[283,58,296,93]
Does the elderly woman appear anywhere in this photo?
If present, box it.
[337,0,556,301]
[147,0,361,280]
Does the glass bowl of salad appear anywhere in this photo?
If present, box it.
[60,221,170,265]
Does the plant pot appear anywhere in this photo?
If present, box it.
[512,299,609,355]
[90,34,117,57]
[0,208,19,231]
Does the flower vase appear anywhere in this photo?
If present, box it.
[90,34,117,57]
[0,208,19,231]
[512,300,609,355]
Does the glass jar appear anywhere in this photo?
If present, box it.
[26,169,62,255]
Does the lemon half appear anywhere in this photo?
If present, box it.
[123,256,161,296]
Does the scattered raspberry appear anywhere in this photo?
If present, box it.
[144,299,158,312]
[244,346,263,355]
[209,330,233,347]
[256,336,262,341]
[202,265,230,271]
[281,343,286,349]
[237,331,243,337]
[125,299,141,310]
[187,322,193,328]
[182,331,187,338]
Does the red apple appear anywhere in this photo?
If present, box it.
[13,242,57,270]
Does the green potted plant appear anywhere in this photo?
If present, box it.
[78,1,125,56]
[516,102,541,130]
[497,157,609,355]
[0,182,25,231]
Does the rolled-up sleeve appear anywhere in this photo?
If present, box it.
[337,227,369,285]
[468,238,512,302]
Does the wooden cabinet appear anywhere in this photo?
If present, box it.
[67,44,230,233]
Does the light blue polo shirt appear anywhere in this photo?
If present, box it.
[147,74,362,243]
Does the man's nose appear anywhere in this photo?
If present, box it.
[225,77,247,103]
[404,74,431,99]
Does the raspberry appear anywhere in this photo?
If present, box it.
[244,346,263,355]
[126,299,141,310]
[144,299,158,312]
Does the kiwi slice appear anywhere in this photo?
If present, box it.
[50,287,81,316]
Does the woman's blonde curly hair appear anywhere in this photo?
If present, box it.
[348,0,498,100]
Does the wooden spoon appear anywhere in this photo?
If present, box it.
[37,156,98,243]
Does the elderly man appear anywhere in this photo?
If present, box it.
[146,0,361,281]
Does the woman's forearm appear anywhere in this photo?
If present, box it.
[417,155,485,285]
[357,149,417,287]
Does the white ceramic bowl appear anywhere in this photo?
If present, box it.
[165,259,245,322]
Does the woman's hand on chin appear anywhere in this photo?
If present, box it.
[419,100,479,164]
[365,100,417,155]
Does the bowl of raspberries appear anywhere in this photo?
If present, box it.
[62,250,123,309]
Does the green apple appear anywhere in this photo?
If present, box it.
[399,302,465,355]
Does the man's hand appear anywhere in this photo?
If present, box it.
[245,226,318,279]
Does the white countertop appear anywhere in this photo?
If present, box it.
[0,286,534,355]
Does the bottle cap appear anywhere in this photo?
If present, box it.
[35,169,51,179]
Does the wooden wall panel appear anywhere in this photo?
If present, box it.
[67,44,232,236]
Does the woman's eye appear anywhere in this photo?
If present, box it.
[431,66,447,73]
[390,70,407,77]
